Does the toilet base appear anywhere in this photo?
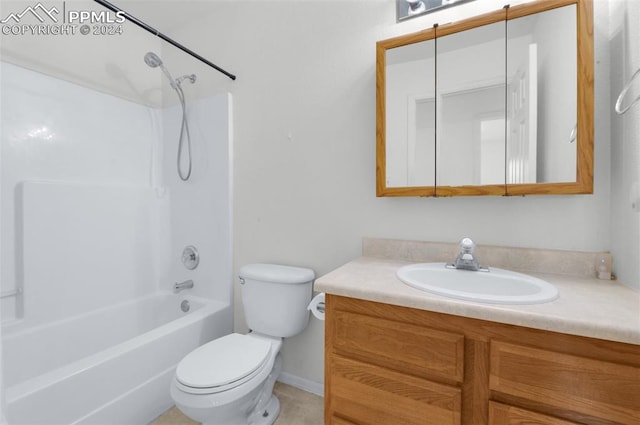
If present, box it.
[200,396,279,425]
[251,395,280,425]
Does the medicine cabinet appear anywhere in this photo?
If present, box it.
[376,0,593,197]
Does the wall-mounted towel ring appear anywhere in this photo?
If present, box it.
[615,67,640,115]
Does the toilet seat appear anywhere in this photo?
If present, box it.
[175,333,273,395]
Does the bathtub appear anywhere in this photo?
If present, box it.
[2,292,232,425]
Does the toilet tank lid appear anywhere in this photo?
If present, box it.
[239,263,315,284]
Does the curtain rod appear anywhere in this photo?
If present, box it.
[93,0,236,81]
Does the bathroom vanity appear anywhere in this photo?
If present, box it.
[316,240,640,425]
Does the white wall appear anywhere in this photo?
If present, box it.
[609,0,640,290]
[159,0,613,387]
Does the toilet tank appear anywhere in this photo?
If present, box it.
[239,264,314,338]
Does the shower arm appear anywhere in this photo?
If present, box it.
[93,0,236,81]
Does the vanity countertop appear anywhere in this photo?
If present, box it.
[315,256,640,345]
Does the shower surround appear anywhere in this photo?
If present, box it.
[0,61,233,424]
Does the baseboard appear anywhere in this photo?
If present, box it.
[277,372,324,397]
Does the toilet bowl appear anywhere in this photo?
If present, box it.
[171,333,283,425]
[170,264,314,425]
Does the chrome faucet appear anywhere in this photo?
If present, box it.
[448,238,488,272]
[174,279,194,292]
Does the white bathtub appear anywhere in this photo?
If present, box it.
[2,292,232,425]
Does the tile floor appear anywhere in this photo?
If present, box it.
[152,382,323,425]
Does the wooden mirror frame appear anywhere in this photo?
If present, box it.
[376,0,593,197]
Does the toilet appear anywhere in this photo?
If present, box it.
[170,263,315,425]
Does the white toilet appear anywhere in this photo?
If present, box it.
[170,263,315,425]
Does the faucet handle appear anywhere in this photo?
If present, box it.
[460,237,475,252]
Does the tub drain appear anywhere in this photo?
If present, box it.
[181,300,190,312]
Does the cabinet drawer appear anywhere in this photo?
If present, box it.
[489,402,580,425]
[329,355,461,425]
[332,309,464,383]
[490,341,640,424]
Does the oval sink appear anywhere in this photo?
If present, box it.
[396,262,558,304]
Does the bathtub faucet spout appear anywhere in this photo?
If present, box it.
[174,279,194,293]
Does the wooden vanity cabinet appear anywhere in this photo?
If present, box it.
[325,295,640,425]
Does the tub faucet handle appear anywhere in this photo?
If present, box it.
[181,246,199,270]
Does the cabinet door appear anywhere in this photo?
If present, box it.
[329,355,461,425]
[436,20,506,191]
[490,341,640,424]
[489,402,580,425]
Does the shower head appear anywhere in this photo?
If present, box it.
[143,53,196,181]
[144,52,163,68]
[144,51,177,89]
[144,51,196,91]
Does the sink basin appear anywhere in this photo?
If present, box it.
[396,262,558,304]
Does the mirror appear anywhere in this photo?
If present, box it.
[376,0,593,197]
[385,37,436,189]
[507,5,577,186]
[437,20,506,190]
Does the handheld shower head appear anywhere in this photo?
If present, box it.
[144,52,163,68]
[144,51,176,89]
[143,51,196,181]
